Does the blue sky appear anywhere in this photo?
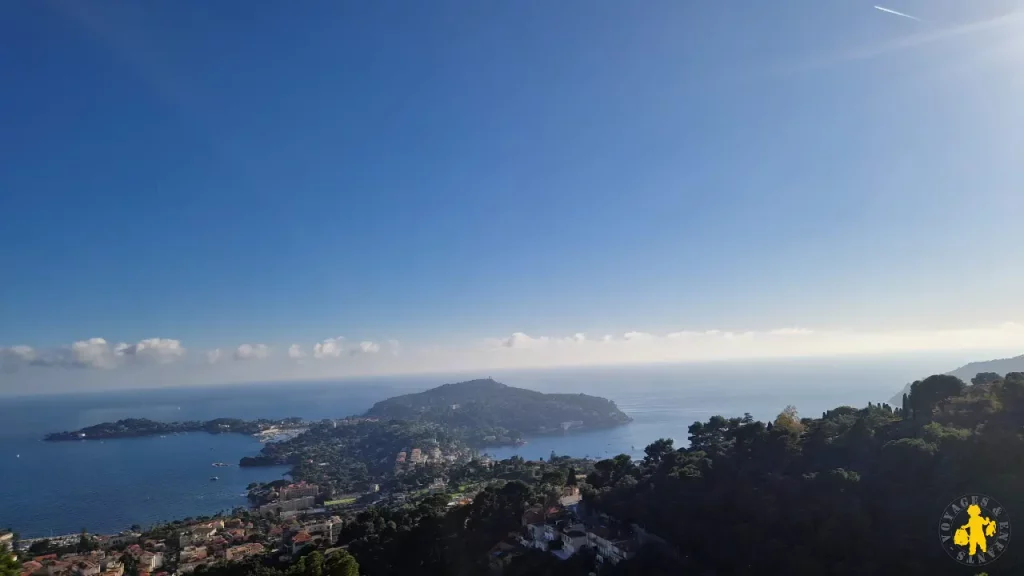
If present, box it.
[2,1,1023,389]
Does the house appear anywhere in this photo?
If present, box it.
[38,558,71,576]
[189,526,217,542]
[291,532,314,555]
[259,496,315,517]
[224,543,264,561]
[586,527,636,565]
[560,527,589,555]
[178,547,207,563]
[100,559,123,576]
[137,552,163,571]
[300,517,342,544]
[559,485,582,507]
[279,482,319,501]
[19,561,42,576]
[103,532,141,549]
[175,563,204,575]
[207,537,229,555]
[73,560,100,576]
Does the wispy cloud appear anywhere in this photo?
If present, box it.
[874,5,921,22]
[780,10,1024,74]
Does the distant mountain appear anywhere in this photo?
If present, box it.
[364,378,632,437]
[947,354,1024,383]
[888,383,913,407]
[888,353,1024,405]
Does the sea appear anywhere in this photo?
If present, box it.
[0,353,985,538]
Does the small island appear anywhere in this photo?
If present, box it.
[43,417,306,441]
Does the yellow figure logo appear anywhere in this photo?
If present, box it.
[953,505,997,554]
[939,494,1011,566]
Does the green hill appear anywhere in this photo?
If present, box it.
[364,378,632,437]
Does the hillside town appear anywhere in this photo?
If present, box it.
[6,455,652,576]
[8,382,657,576]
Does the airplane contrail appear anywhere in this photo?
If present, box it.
[875,5,922,22]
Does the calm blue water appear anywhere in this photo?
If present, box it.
[0,382,418,538]
[0,354,971,537]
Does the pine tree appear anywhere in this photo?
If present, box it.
[0,544,20,576]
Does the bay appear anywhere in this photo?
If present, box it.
[0,353,963,538]
[0,382,417,538]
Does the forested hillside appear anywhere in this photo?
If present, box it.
[364,378,632,437]
[586,372,1024,574]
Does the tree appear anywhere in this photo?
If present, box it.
[0,544,19,576]
[326,550,359,576]
[774,405,803,433]
[28,539,52,555]
[122,552,139,576]
[643,438,674,468]
[540,469,566,487]
[909,375,966,419]
[303,551,324,576]
[972,372,1001,386]
[77,529,97,553]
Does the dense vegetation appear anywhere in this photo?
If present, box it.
[193,548,360,576]
[44,417,305,441]
[364,379,631,442]
[240,419,468,495]
[584,372,1024,575]
[0,544,19,576]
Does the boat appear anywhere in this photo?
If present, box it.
[212,462,229,467]
[210,476,219,481]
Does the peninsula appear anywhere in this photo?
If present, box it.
[364,377,632,441]
[43,417,306,441]
[240,379,631,493]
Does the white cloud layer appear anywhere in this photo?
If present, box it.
[2,324,1023,392]
[313,337,345,359]
[1,337,186,370]
[115,338,186,364]
[234,343,270,361]
[355,341,381,354]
